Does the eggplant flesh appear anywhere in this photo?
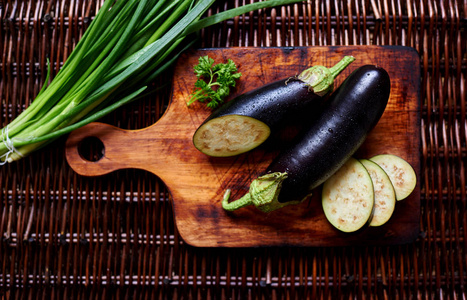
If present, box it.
[360,159,396,227]
[322,157,375,232]
[369,154,417,201]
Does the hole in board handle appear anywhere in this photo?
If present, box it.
[77,136,105,162]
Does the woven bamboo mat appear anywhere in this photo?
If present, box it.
[1,0,466,298]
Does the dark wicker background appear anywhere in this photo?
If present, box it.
[1,0,466,298]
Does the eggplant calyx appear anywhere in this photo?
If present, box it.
[297,56,355,96]
[222,172,301,213]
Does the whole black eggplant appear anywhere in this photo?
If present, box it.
[223,65,391,213]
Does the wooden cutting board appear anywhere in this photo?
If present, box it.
[65,46,421,247]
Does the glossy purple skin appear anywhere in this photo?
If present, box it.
[199,78,325,130]
[266,65,391,203]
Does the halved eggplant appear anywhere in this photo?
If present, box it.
[360,159,396,227]
[223,65,391,213]
[193,56,355,157]
[322,157,375,233]
[369,154,416,201]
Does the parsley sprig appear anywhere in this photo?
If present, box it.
[187,56,241,109]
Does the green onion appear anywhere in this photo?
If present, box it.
[0,0,304,163]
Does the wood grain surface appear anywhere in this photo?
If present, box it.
[65,46,421,247]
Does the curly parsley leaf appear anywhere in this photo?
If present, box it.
[187,55,241,109]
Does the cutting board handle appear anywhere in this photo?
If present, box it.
[65,122,148,176]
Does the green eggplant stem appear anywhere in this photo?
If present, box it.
[297,55,355,96]
[222,172,303,213]
[222,190,253,211]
